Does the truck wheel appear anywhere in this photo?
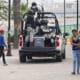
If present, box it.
[62,50,66,59]
[20,55,26,63]
[56,55,62,62]
[27,56,32,60]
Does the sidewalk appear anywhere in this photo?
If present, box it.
[0,45,79,80]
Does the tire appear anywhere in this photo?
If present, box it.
[27,56,32,60]
[62,49,66,59]
[56,55,62,62]
[19,55,26,63]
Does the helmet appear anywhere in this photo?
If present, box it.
[32,2,37,6]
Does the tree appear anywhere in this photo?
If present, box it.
[0,0,8,20]
[13,0,28,49]
[20,3,28,17]
[13,0,21,49]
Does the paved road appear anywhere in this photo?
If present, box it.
[0,45,79,80]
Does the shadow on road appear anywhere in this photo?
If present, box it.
[7,56,63,65]
[25,58,62,64]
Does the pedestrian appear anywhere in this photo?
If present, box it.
[71,29,80,75]
[0,29,8,66]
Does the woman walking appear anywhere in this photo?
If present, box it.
[71,29,80,75]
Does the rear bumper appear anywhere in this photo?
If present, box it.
[19,47,60,57]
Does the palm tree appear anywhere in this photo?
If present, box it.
[13,0,21,48]
[20,3,28,17]
[13,0,29,48]
[0,0,8,20]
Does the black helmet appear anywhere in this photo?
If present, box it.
[32,2,37,6]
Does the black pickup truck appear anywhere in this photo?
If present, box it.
[19,12,66,63]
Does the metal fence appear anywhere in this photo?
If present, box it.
[0,0,80,37]
[27,0,80,36]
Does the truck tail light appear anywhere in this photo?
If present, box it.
[56,37,60,47]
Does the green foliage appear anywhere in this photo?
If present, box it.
[0,0,8,20]
[0,0,28,20]
[20,3,28,17]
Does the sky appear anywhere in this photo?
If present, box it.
[20,0,76,2]
[6,0,77,3]
[20,0,77,7]
[5,0,77,7]
[20,0,77,4]
[20,0,76,3]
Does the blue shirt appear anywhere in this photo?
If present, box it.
[0,34,7,47]
[72,38,80,50]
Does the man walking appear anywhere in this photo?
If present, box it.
[0,29,8,66]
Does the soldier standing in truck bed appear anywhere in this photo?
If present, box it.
[25,2,41,30]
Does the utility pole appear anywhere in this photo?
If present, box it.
[7,0,12,56]
[27,0,29,7]
[41,0,44,12]
[77,0,79,30]
[64,0,66,38]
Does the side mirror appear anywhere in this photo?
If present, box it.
[63,33,69,37]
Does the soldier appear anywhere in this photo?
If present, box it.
[30,2,40,15]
